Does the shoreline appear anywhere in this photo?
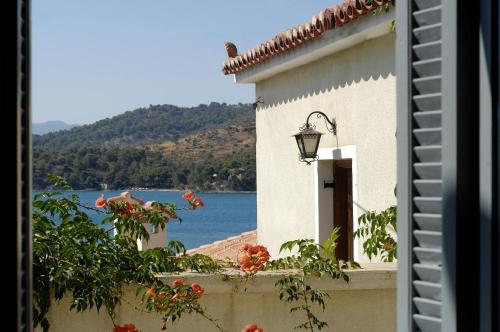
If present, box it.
[33,188,256,194]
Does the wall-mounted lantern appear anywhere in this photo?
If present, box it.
[293,111,337,165]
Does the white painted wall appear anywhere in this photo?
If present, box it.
[137,223,167,251]
[114,222,167,251]
[254,32,397,261]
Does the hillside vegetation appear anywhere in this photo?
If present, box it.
[34,102,253,149]
[33,102,256,191]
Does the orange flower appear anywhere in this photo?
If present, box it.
[238,252,252,265]
[172,278,185,287]
[171,290,188,302]
[191,283,204,295]
[95,195,107,208]
[113,323,139,332]
[182,191,195,201]
[145,287,156,298]
[239,244,270,272]
[193,196,204,207]
[241,323,264,332]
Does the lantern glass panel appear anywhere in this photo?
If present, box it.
[295,135,305,156]
[303,134,321,158]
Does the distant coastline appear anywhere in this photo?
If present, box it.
[33,188,256,194]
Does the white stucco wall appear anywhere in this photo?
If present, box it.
[254,33,396,260]
[138,223,167,251]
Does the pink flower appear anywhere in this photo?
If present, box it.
[95,195,107,208]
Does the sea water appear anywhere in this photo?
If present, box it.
[33,190,256,249]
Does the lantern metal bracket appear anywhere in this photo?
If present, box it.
[305,111,337,135]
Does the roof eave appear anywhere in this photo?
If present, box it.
[232,10,395,84]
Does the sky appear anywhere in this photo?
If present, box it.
[33,1,341,125]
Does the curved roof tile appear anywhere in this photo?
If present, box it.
[223,0,392,75]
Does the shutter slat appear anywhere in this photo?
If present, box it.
[414,179,441,196]
[414,0,442,11]
[413,6,442,27]
[413,41,442,60]
[414,111,442,128]
[414,162,442,179]
[414,281,442,300]
[414,314,442,331]
[414,128,442,145]
[413,76,442,95]
[413,93,442,111]
[414,213,442,231]
[414,145,441,162]
[414,247,442,265]
[414,230,442,248]
[413,298,442,318]
[414,264,442,283]
[414,197,442,214]
[413,58,442,77]
[413,23,442,43]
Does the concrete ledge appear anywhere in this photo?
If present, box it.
[155,263,397,294]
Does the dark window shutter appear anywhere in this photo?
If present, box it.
[397,0,443,331]
[398,0,500,331]
[411,0,443,330]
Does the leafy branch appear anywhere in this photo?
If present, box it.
[267,228,360,331]
[353,205,397,262]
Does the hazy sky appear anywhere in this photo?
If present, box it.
[33,1,340,124]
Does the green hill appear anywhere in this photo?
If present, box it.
[34,102,253,149]
[33,102,256,191]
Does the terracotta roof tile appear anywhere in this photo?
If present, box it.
[223,0,392,75]
[186,230,257,262]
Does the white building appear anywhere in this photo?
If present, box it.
[223,1,396,262]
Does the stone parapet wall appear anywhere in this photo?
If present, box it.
[38,263,396,332]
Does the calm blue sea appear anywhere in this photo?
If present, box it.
[33,190,256,249]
